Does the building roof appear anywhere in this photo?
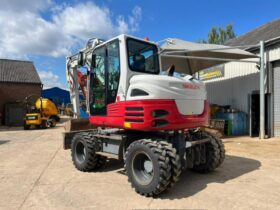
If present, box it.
[226,19,280,46]
[0,59,41,84]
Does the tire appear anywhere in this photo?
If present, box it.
[50,119,56,127]
[54,115,60,122]
[124,139,171,197]
[95,155,107,169]
[40,120,47,129]
[157,141,182,188]
[208,133,225,167]
[192,131,221,173]
[71,132,105,172]
[23,123,30,130]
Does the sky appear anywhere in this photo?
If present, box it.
[0,0,279,89]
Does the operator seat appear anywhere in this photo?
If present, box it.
[132,54,145,71]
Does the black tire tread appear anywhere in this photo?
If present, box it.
[157,141,182,188]
[192,131,221,173]
[71,132,106,172]
[208,133,225,167]
[23,123,30,130]
[124,139,171,197]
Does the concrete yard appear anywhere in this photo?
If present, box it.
[0,123,280,210]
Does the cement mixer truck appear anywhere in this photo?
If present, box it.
[23,96,60,130]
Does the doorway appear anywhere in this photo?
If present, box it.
[249,92,270,137]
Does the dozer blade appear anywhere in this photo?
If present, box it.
[64,118,96,132]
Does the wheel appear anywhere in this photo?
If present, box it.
[191,131,223,173]
[157,141,182,188]
[124,139,171,197]
[95,155,107,169]
[71,132,106,172]
[50,119,56,127]
[54,115,60,122]
[23,123,30,130]
[208,133,225,167]
[40,120,47,129]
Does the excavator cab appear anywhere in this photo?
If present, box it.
[89,38,124,115]
[66,35,161,118]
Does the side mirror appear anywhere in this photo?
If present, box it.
[91,54,96,69]
[78,52,85,66]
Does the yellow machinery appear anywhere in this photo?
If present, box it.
[64,103,74,117]
[24,97,59,130]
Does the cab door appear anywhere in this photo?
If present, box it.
[90,45,106,115]
[89,40,120,116]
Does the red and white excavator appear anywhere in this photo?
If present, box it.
[64,34,257,196]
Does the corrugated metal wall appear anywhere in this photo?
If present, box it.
[204,44,280,84]
[204,62,259,83]
[206,73,260,113]
[273,61,280,136]
[204,44,280,137]
[268,43,280,61]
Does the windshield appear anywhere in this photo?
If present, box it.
[127,38,159,74]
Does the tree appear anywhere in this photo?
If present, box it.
[199,24,236,44]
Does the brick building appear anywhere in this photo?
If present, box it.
[0,59,42,125]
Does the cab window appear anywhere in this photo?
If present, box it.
[127,38,159,74]
[107,40,120,104]
[90,46,106,115]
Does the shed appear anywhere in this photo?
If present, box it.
[0,59,42,126]
[42,87,71,105]
[204,19,280,137]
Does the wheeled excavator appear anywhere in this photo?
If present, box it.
[63,34,256,196]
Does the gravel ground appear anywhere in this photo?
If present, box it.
[0,123,280,210]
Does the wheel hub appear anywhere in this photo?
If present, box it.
[144,160,153,173]
[132,151,154,185]
[75,141,86,163]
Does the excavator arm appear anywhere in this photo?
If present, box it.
[66,38,104,119]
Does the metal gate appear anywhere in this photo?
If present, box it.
[273,61,280,136]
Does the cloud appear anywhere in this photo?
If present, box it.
[0,11,72,58]
[38,70,66,89]
[0,0,52,12]
[54,2,114,40]
[0,1,142,58]
[129,6,142,32]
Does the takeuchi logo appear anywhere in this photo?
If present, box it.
[182,83,200,89]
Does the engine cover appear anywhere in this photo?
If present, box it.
[126,75,207,115]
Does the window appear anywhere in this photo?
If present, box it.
[89,40,121,115]
[90,46,106,115]
[107,40,120,104]
[127,38,159,74]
